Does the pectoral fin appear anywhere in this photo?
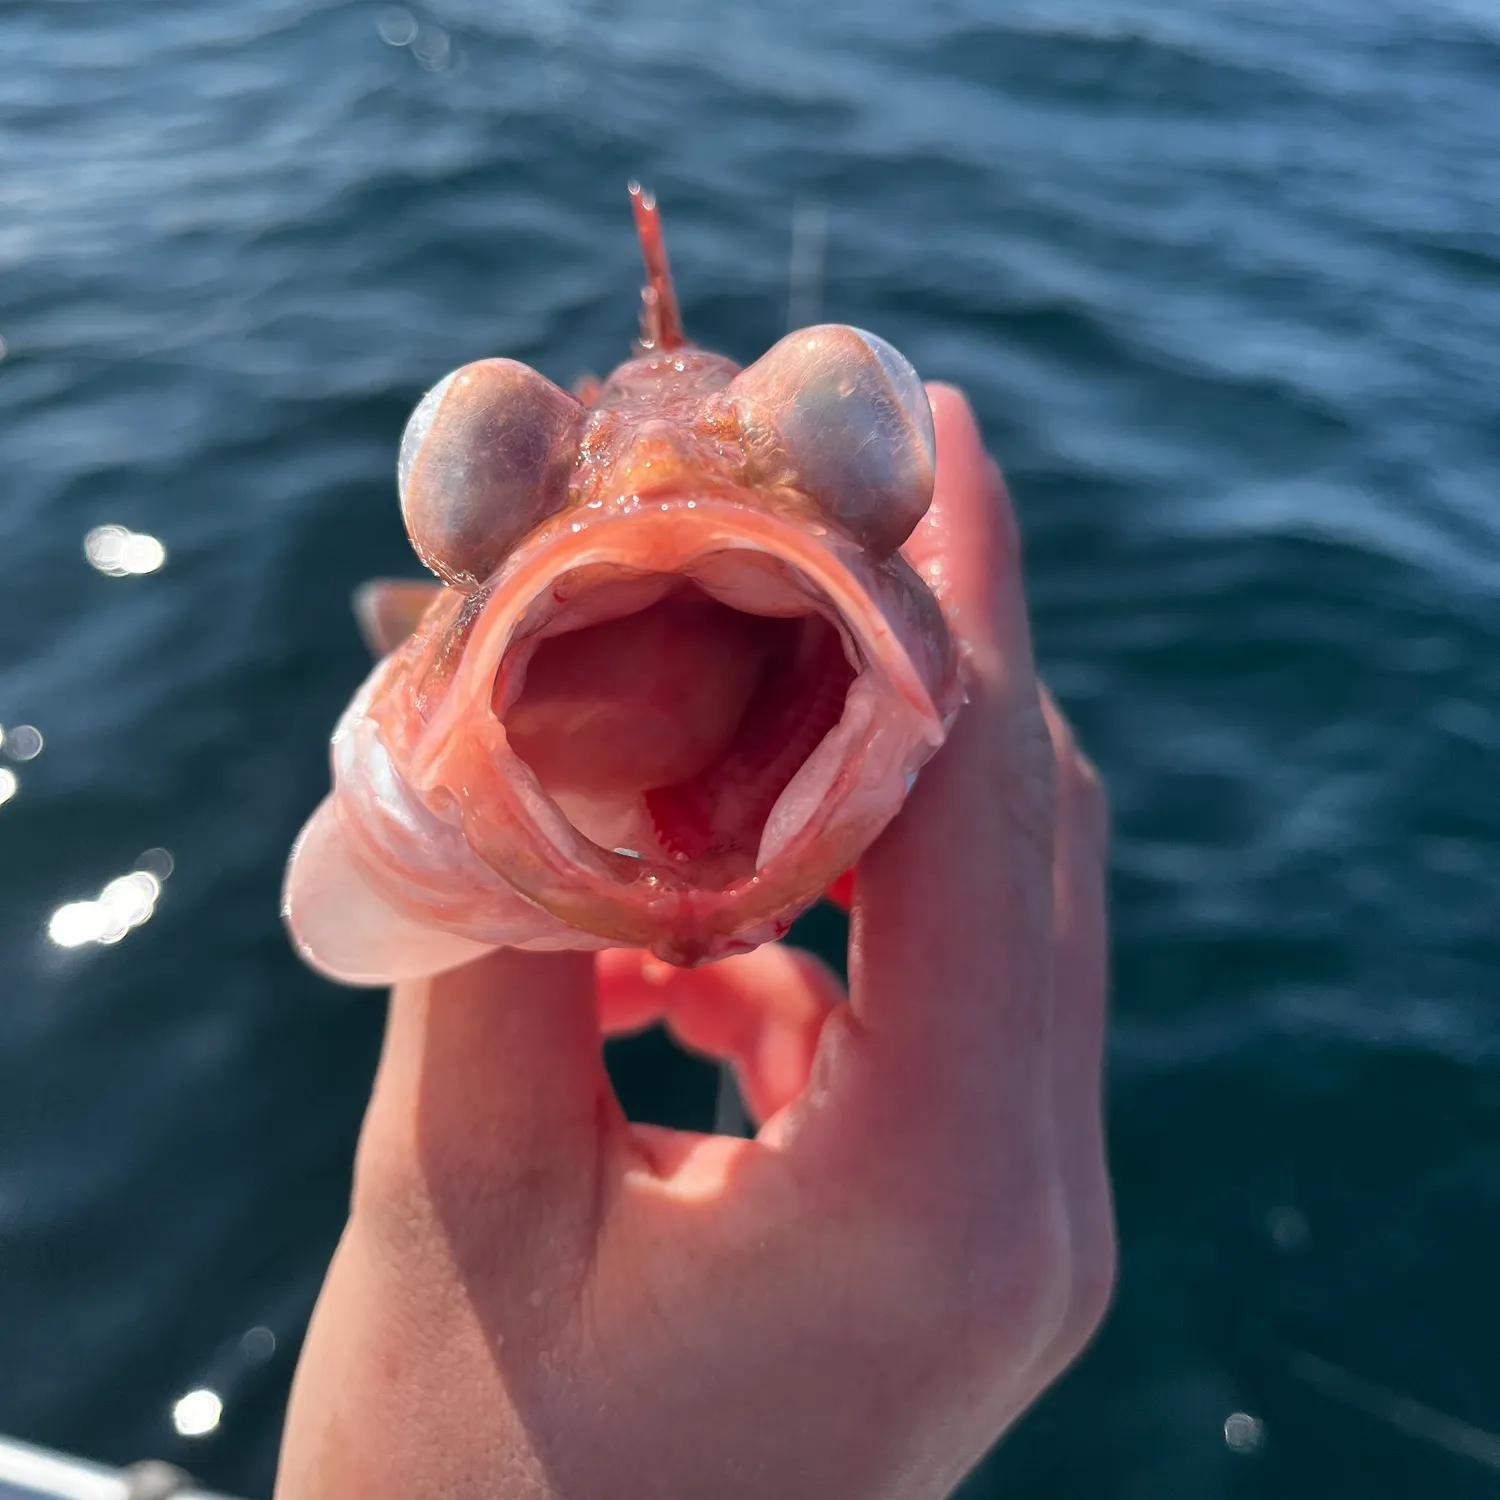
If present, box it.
[353,579,444,657]
[283,796,497,986]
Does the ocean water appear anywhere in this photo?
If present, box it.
[1,0,1498,1495]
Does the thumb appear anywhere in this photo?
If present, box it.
[356,948,614,1257]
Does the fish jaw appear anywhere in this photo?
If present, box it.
[284,493,958,982]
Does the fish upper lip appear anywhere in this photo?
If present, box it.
[410,494,944,785]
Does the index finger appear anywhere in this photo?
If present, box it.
[839,385,1057,1136]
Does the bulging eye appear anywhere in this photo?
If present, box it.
[398,359,583,588]
[727,325,935,555]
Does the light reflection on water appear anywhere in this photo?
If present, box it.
[2,725,43,761]
[168,1323,279,1445]
[377,7,418,48]
[377,5,453,71]
[240,1326,276,1363]
[46,865,169,950]
[1223,1411,1264,1454]
[170,1388,223,1439]
[83,525,168,578]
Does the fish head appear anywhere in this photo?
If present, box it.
[284,188,961,982]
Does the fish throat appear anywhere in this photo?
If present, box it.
[493,555,860,884]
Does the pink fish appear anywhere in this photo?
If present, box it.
[283,185,961,984]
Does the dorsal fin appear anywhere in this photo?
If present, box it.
[628,181,685,353]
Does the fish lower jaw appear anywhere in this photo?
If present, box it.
[470,647,923,965]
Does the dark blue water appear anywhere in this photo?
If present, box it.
[2,0,1498,1495]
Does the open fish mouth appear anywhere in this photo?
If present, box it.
[410,496,947,912]
[497,556,859,885]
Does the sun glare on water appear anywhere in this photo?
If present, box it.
[84,524,167,577]
[46,851,174,949]
[171,1387,223,1438]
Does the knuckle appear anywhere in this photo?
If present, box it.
[961,1180,1076,1363]
[1037,682,1110,859]
[1062,1223,1118,1356]
[842,1165,1075,1376]
[1067,750,1111,857]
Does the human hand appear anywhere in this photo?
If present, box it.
[273,385,1114,1500]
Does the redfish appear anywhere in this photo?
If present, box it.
[284,186,961,984]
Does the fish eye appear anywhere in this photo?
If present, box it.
[398,370,457,500]
[398,359,583,588]
[727,325,935,556]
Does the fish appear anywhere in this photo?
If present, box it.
[282,184,962,984]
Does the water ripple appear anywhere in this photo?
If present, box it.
[1,0,1497,1494]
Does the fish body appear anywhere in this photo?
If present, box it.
[284,187,961,984]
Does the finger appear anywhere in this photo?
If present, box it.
[1038,689,1116,1363]
[358,949,614,1247]
[597,946,845,1124]
[837,384,1058,1141]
